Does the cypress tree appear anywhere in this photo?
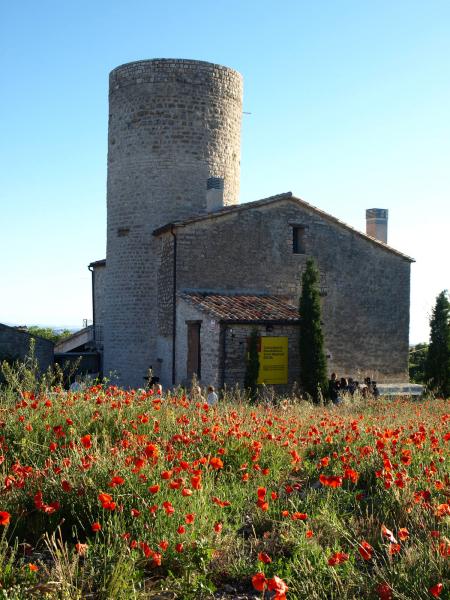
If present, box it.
[424,290,450,397]
[299,258,328,402]
[244,327,260,402]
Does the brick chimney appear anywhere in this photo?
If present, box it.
[206,177,224,212]
[366,208,388,244]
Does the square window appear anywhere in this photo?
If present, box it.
[293,226,306,254]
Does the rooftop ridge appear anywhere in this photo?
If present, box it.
[152,192,414,262]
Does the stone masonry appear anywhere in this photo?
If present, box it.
[0,324,54,373]
[154,194,411,385]
[103,59,243,387]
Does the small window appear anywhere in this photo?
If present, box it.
[293,226,306,254]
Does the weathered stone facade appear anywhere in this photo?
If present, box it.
[90,58,413,391]
[103,59,242,386]
[89,260,106,349]
[153,194,411,386]
[0,324,54,372]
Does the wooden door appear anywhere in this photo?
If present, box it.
[186,321,201,381]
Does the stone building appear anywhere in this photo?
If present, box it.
[0,324,54,373]
[88,58,413,390]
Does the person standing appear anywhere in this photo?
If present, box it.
[207,385,218,407]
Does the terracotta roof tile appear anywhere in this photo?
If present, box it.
[181,293,300,322]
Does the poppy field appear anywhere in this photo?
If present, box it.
[0,384,448,599]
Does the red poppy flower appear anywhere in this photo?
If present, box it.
[212,496,231,507]
[158,540,169,551]
[306,530,314,538]
[140,542,153,558]
[319,474,343,488]
[267,575,288,599]
[381,525,397,543]
[388,543,401,555]
[251,572,267,592]
[358,540,373,561]
[61,480,72,492]
[398,528,409,541]
[28,563,39,572]
[144,443,158,458]
[257,499,269,511]
[109,476,125,487]
[191,474,202,490]
[429,583,443,597]
[209,457,224,470]
[175,543,183,553]
[81,435,91,449]
[98,492,116,510]
[162,501,175,515]
[328,551,349,566]
[177,525,186,535]
[435,503,450,518]
[148,484,160,494]
[0,511,11,526]
[91,522,102,532]
[214,522,223,533]
[75,542,88,555]
[376,582,392,600]
[291,512,307,521]
[258,552,272,564]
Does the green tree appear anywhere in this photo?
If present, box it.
[409,343,428,383]
[25,326,72,344]
[424,290,450,397]
[299,258,328,403]
[244,327,260,402]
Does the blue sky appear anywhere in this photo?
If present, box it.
[1,0,449,343]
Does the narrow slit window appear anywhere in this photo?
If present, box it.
[293,226,306,254]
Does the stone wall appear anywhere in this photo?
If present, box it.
[104,59,243,387]
[175,299,221,388]
[92,263,106,348]
[167,197,410,382]
[0,324,54,372]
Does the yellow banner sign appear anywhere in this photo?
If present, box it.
[257,336,288,385]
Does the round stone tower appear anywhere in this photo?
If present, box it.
[103,59,243,387]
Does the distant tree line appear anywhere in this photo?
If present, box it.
[21,326,72,345]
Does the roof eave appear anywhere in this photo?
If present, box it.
[219,319,300,325]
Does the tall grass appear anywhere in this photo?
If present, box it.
[0,366,448,598]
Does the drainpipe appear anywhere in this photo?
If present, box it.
[170,226,177,385]
[220,323,227,389]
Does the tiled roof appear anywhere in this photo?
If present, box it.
[181,293,300,323]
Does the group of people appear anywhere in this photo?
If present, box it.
[191,384,219,406]
[328,373,379,405]
[147,379,219,407]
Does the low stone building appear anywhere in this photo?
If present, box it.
[88,58,414,390]
[0,324,54,373]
